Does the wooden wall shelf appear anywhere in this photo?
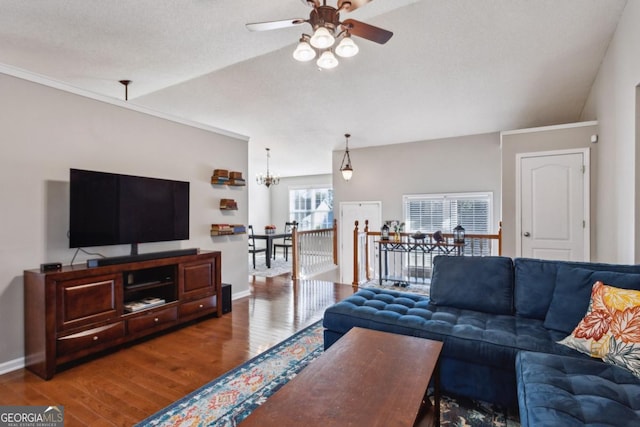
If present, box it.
[220,199,238,210]
[211,224,246,236]
[211,169,246,186]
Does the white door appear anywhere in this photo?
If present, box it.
[517,149,589,261]
[339,202,382,285]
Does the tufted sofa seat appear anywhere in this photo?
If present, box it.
[323,289,582,371]
[516,351,640,427]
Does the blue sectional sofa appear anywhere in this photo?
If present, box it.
[323,256,640,424]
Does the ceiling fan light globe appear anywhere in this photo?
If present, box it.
[293,40,316,62]
[335,36,359,58]
[316,50,339,69]
[310,26,335,49]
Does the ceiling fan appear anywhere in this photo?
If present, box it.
[246,0,393,69]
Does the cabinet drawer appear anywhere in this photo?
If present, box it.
[56,273,122,331]
[127,306,178,334]
[179,295,217,318]
[57,322,125,356]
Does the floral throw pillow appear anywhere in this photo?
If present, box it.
[558,281,640,377]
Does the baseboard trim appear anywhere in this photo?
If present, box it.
[0,356,25,376]
[232,290,251,300]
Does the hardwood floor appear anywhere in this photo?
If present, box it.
[0,274,354,426]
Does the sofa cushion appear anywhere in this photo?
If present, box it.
[430,256,514,315]
[516,351,640,427]
[558,281,617,359]
[323,288,583,370]
[544,266,640,334]
[557,281,640,378]
[514,258,561,320]
[514,258,640,321]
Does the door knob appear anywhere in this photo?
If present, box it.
[523,232,531,237]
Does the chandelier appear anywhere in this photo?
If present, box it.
[339,133,353,181]
[256,148,280,188]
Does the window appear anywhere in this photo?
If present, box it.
[289,187,334,230]
[403,192,492,235]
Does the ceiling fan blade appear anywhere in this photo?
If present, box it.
[301,0,320,7]
[338,0,372,12]
[342,19,393,44]
[246,19,306,32]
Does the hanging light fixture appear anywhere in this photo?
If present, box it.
[256,148,280,188]
[339,133,354,181]
[292,6,359,70]
[119,80,131,101]
[294,27,358,69]
[247,1,393,71]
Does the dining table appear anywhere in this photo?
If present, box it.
[252,232,292,268]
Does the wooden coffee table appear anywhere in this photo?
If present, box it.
[240,327,443,427]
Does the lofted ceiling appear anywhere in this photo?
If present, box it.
[0,0,628,177]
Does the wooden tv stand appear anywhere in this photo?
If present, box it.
[24,251,222,380]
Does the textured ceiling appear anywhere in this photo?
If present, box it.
[0,0,628,177]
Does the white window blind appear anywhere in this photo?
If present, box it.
[403,192,492,235]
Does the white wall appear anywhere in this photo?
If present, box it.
[0,72,249,370]
[582,1,640,263]
[333,132,503,243]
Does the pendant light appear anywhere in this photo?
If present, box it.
[340,133,354,181]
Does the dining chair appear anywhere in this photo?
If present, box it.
[248,225,266,268]
[273,221,297,261]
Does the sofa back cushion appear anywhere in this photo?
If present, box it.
[514,258,562,320]
[514,258,640,322]
[543,266,640,334]
[430,256,514,315]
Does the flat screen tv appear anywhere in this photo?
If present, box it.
[69,169,189,252]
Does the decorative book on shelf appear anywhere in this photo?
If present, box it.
[124,297,166,313]
[212,169,246,186]
[211,224,246,236]
[220,198,238,210]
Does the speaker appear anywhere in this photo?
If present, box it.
[87,248,199,267]
[222,283,232,314]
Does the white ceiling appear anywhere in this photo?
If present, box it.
[0,0,628,177]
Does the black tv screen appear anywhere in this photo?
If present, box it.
[69,169,189,248]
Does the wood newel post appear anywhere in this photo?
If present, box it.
[498,221,502,256]
[333,218,338,265]
[364,219,370,281]
[353,220,359,289]
[292,224,299,279]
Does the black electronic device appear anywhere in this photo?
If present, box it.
[40,262,62,272]
[69,169,190,254]
[222,283,232,314]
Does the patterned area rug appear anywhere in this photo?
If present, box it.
[137,320,520,426]
[248,254,291,278]
[360,278,431,296]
